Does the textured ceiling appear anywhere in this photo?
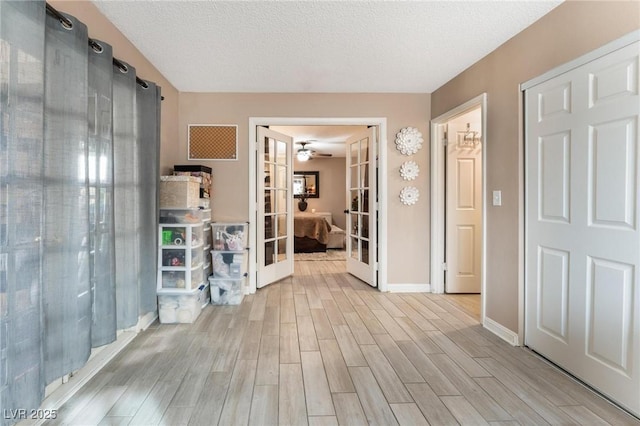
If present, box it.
[91,0,562,93]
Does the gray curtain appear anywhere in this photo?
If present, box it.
[0,2,161,422]
[113,60,140,329]
[136,80,161,315]
[0,0,46,416]
[88,40,117,347]
[43,10,91,384]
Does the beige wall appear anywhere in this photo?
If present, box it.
[49,0,179,168]
[178,93,431,285]
[431,1,640,333]
[294,157,347,230]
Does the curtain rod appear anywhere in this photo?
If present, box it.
[46,2,165,101]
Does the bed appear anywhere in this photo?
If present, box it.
[294,212,346,253]
[294,213,332,253]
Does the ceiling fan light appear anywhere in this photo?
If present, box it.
[297,150,310,161]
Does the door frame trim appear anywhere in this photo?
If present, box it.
[430,93,487,322]
[248,117,388,294]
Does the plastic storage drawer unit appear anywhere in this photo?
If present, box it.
[158,223,204,291]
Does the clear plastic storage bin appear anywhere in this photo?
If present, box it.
[158,284,208,323]
[209,276,244,305]
[159,208,202,224]
[211,223,249,251]
[210,251,248,279]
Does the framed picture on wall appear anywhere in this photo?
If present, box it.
[188,124,238,160]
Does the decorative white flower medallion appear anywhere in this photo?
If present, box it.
[400,186,419,205]
[399,161,419,181]
[395,127,423,155]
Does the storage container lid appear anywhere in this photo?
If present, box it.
[157,283,207,296]
[173,164,213,174]
[160,175,201,183]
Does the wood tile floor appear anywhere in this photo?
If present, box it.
[45,260,640,425]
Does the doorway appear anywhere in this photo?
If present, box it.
[430,94,487,320]
[248,117,388,294]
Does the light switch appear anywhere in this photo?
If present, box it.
[492,190,502,206]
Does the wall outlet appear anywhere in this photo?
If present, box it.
[492,190,502,206]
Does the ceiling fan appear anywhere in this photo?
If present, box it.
[295,141,332,161]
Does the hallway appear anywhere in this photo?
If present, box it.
[43,260,639,425]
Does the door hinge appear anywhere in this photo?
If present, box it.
[375,262,379,271]
[442,262,448,271]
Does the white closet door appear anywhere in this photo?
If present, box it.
[525,41,639,416]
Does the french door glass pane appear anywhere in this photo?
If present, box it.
[277,238,287,260]
[276,140,287,164]
[350,142,358,165]
[350,165,359,189]
[265,164,275,188]
[277,214,287,236]
[264,137,274,162]
[361,189,369,212]
[361,240,369,264]
[265,240,275,266]
[276,190,287,214]
[350,237,359,260]
[360,166,368,189]
[361,213,369,238]
[350,190,359,212]
[276,165,287,188]
[360,137,369,164]
[264,190,274,213]
[350,215,358,237]
[264,215,275,239]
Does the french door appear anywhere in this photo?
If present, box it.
[345,127,377,287]
[257,127,293,288]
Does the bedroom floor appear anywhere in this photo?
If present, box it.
[42,259,638,425]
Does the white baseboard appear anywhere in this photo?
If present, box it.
[23,331,137,426]
[136,310,158,332]
[484,316,520,346]
[385,283,431,293]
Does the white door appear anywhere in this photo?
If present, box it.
[345,127,377,287]
[446,111,483,293]
[257,127,294,288]
[525,41,639,416]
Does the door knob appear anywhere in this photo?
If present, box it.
[343,209,349,214]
